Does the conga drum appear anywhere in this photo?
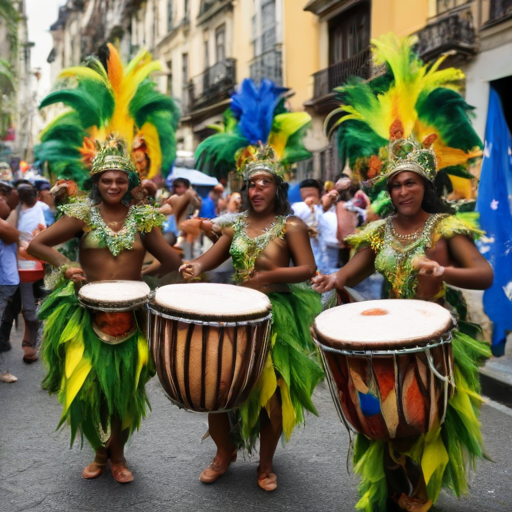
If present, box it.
[312,300,455,441]
[78,280,150,344]
[148,283,272,412]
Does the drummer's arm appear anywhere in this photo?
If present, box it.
[443,235,493,290]
[312,247,375,293]
[27,215,85,267]
[141,227,183,276]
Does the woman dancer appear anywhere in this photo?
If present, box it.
[312,34,493,512]
[28,44,180,483]
[180,146,323,491]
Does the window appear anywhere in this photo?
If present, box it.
[436,0,468,16]
[167,0,173,32]
[166,60,173,95]
[182,53,188,85]
[215,24,225,63]
[328,3,370,64]
[184,0,189,20]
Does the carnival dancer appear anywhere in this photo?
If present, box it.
[28,44,181,483]
[180,144,323,491]
[312,34,493,512]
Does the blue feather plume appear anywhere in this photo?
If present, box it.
[230,79,288,144]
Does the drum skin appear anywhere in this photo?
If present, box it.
[321,345,453,440]
[313,300,455,441]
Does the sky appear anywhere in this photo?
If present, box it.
[25,0,66,96]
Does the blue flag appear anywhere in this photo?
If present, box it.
[476,88,512,357]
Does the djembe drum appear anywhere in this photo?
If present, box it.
[312,300,455,440]
[78,280,150,344]
[148,283,272,412]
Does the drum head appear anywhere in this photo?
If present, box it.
[152,283,272,321]
[314,299,453,351]
[78,280,150,310]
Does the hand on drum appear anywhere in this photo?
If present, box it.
[179,262,201,280]
[413,256,445,278]
[312,273,338,293]
[65,266,87,284]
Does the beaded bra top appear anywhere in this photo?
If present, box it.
[229,212,287,285]
[345,213,483,300]
[59,202,165,257]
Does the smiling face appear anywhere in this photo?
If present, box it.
[247,171,277,214]
[388,171,426,216]
[97,170,130,205]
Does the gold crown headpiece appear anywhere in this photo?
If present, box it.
[366,137,438,186]
[235,144,284,180]
[90,135,138,177]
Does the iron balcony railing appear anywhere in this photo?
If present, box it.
[187,58,236,112]
[312,48,371,100]
[488,0,512,24]
[416,6,476,61]
[249,49,283,86]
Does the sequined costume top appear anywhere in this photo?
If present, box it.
[228,212,287,285]
[345,213,483,299]
[59,202,165,257]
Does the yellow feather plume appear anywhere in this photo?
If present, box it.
[139,124,162,179]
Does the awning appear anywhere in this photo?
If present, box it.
[166,167,219,187]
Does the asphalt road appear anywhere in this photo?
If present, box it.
[1,325,512,512]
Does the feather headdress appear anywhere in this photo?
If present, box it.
[35,43,179,186]
[329,34,482,194]
[195,78,312,179]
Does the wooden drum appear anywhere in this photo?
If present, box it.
[148,283,272,413]
[312,300,455,441]
[78,280,150,345]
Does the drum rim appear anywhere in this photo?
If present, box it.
[312,330,452,356]
[147,303,273,325]
[78,280,150,311]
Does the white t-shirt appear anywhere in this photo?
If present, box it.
[18,202,48,236]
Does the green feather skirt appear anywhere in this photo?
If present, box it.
[39,281,154,450]
[352,330,491,512]
[234,285,324,452]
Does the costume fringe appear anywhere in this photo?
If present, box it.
[235,285,324,452]
[39,281,154,450]
[352,329,491,511]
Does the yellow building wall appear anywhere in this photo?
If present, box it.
[232,0,253,86]
[371,0,429,39]
[283,0,320,111]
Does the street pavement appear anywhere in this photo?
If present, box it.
[1,324,512,512]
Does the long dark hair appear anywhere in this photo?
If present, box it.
[89,171,140,206]
[240,174,292,216]
[387,174,454,214]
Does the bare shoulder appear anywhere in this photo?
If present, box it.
[285,215,308,232]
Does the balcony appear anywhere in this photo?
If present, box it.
[311,48,371,101]
[486,0,512,27]
[416,6,477,62]
[187,58,236,113]
[249,49,283,86]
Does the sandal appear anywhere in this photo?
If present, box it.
[82,461,107,479]
[199,450,237,484]
[110,460,134,484]
[257,467,278,492]
[1,372,17,383]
